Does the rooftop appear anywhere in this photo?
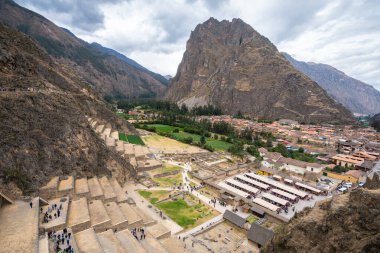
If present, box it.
[247,223,275,246]
[223,210,246,228]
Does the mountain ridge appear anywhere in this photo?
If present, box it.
[283,52,380,115]
[165,17,355,124]
[0,0,167,99]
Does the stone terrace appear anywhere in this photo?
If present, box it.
[0,173,179,253]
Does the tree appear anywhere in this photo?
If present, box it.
[241,127,252,141]
[298,147,305,153]
[180,104,188,114]
[200,135,206,145]
[266,139,273,148]
[235,110,243,119]
[173,128,179,133]
[228,143,244,158]
[271,143,289,157]
[246,146,262,160]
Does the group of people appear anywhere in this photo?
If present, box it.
[208,198,227,207]
[42,203,63,223]
[48,228,74,253]
[131,227,146,240]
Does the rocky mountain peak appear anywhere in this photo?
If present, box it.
[166,18,355,124]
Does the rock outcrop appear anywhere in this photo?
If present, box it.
[262,189,380,253]
[283,52,380,115]
[165,18,355,124]
[0,0,167,99]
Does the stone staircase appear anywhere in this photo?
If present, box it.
[97,230,126,253]
[0,174,173,252]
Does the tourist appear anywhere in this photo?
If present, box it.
[30,202,33,208]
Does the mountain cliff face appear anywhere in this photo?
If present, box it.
[0,23,134,195]
[283,53,380,115]
[165,18,355,124]
[0,0,167,99]
[262,189,380,253]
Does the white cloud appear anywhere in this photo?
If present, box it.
[15,0,380,90]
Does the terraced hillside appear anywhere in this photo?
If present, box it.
[0,22,135,194]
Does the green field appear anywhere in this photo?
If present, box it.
[156,196,219,229]
[116,112,138,120]
[150,164,182,175]
[152,173,183,188]
[119,133,144,145]
[119,132,128,142]
[146,124,232,151]
[138,190,171,204]
[126,135,144,145]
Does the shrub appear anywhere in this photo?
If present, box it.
[3,167,30,192]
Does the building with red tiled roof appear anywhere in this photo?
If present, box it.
[344,170,365,180]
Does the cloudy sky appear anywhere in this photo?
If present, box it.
[16,0,380,90]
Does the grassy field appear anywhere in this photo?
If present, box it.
[116,112,138,120]
[146,124,232,151]
[152,173,183,187]
[149,164,184,188]
[156,195,219,229]
[149,164,182,175]
[138,190,171,204]
[119,132,128,142]
[126,135,144,145]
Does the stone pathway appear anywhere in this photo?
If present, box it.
[0,197,39,253]
[177,214,224,238]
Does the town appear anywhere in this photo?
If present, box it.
[2,103,379,253]
[1,1,380,252]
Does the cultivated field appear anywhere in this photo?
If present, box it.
[138,190,172,204]
[142,134,206,154]
[119,132,128,142]
[138,190,219,230]
[146,124,232,151]
[155,194,219,229]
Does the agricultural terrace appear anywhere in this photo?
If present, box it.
[138,190,219,229]
[142,134,206,154]
[116,112,138,120]
[119,133,145,145]
[148,164,183,188]
[119,132,128,142]
[145,124,232,151]
[138,190,172,204]
[156,194,219,229]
